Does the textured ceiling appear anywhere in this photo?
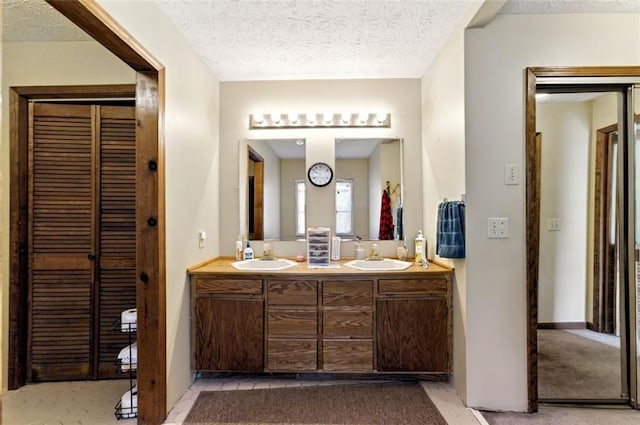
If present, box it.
[5,0,640,81]
[156,0,478,81]
[3,0,91,42]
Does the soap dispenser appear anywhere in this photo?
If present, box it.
[243,241,254,260]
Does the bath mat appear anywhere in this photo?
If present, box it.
[183,382,448,425]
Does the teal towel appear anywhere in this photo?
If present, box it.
[437,201,465,258]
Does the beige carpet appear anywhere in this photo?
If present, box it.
[183,382,447,425]
[538,329,621,400]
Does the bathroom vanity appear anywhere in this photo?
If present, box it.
[188,258,453,377]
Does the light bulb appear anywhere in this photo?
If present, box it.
[306,112,316,124]
[270,112,281,124]
[323,112,333,124]
[288,112,299,124]
[341,112,351,124]
[375,112,387,124]
[358,112,369,124]
[252,113,264,124]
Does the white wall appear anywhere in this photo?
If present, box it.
[465,13,640,411]
[280,159,305,239]
[0,40,135,390]
[95,0,220,411]
[536,101,591,323]
[421,9,476,401]
[219,79,422,258]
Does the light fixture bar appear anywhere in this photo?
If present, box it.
[249,112,391,129]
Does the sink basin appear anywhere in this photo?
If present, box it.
[231,258,298,271]
[344,258,412,271]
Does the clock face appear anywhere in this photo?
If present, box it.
[308,162,333,187]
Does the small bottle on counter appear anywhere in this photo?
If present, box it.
[243,241,254,260]
[415,230,425,264]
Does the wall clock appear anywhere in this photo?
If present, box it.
[307,162,333,187]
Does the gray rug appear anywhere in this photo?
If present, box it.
[538,329,621,399]
[183,382,447,425]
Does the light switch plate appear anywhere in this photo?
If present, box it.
[488,218,510,238]
[547,218,560,231]
[504,164,519,185]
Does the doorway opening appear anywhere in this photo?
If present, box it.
[8,1,166,423]
[525,67,640,412]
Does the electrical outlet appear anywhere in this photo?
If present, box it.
[488,218,510,239]
[547,218,560,231]
[504,164,519,185]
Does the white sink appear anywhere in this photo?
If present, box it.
[344,258,412,271]
[231,258,298,271]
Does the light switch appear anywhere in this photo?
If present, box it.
[488,218,510,239]
[199,231,207,249]
[547,218,560,231]
[504,164,519,185]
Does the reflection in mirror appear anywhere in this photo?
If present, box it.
[246,138,305,241]
[335,138,403,241]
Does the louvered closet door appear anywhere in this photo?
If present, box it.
[97,106,136,378]
[29,103,95,381]
[29,103,137,382]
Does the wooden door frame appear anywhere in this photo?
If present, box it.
[9,1,167,424]
[592,124,619,333]
[247,146,264,240]
[525,66,640,413]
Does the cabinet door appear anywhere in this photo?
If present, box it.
[376,298,449,372]
[194,297,263,371]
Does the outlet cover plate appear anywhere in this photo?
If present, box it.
[488,218,509,239]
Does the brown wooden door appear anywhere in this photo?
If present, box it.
[28,103,136,382]
[376,298,449,372]
[194,297,264,371]
[97,106,137,378]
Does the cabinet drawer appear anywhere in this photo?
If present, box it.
[267,310,317,336]
[378,278,448,296]
[267,339,317,371]
[322,281,372,306]
[267,280,317,305]
[322,340,373,371]
[323,310,372,338]
[196,278,262,295]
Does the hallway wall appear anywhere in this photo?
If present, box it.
[464,13,640,411]
[536,101,591,324]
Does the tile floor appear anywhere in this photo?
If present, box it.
[162,377,483,425]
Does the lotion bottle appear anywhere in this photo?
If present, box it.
[243,241,254,260]
[415,230,425,264]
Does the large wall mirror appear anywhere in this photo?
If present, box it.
[242,137,403,242]
[335,138,403,241]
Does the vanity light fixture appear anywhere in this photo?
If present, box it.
[248,111,390,129]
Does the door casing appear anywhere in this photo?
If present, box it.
[526,67,640,412]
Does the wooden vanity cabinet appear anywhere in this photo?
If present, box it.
[321,280,373,371]
[192,277,264,371]
[266,280,318,371]
[376,277,451,373]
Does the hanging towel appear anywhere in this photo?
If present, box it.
[437,201,465,258]
[395,205,404,240]
[378,189,394,240]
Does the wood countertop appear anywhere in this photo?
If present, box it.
[188,257,453,277]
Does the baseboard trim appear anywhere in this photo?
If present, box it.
[538,322,586,330]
